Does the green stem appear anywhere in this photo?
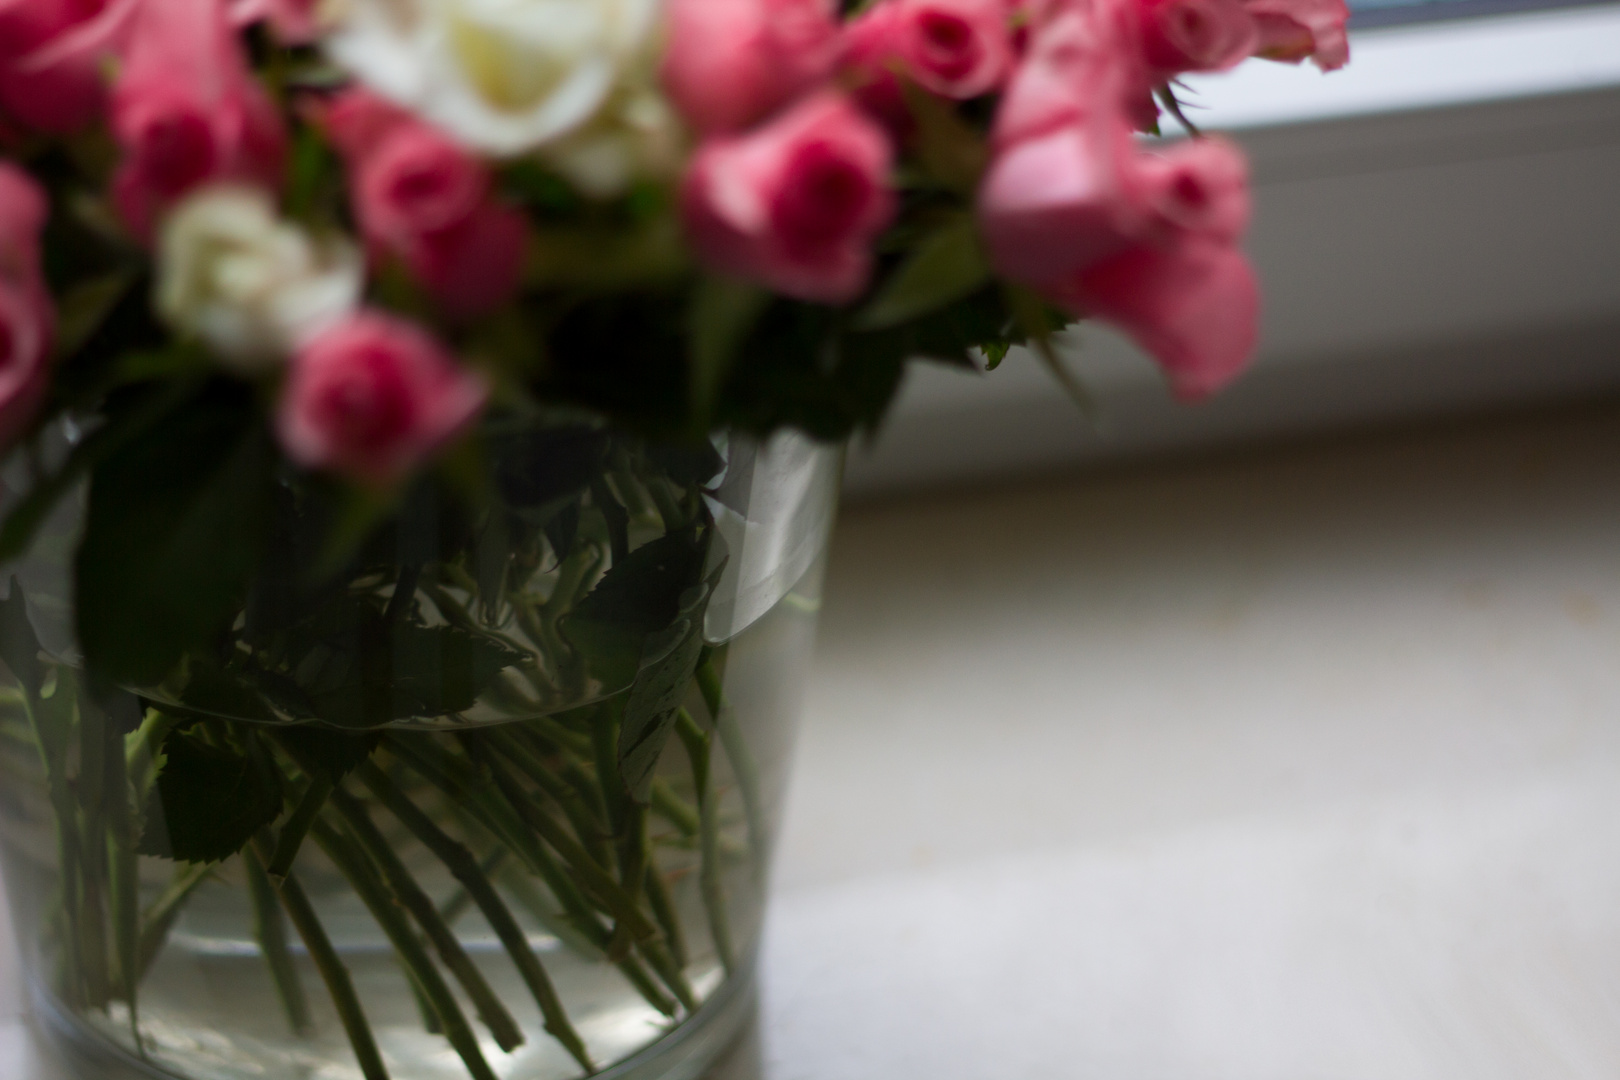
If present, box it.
[101,710,141,1051]
[244,849,312,1036]
[644,861,687,971]
[391,739,675,1018]
[649,780,700,838]
[248,836,389,1080]
[357,763,594,1073]
[486,727,611,869]
[70,677,114,1011]
[309,815,500,1080]
[467,739,658,945]
[26,677,85,1008]
[677,709,734,975]
[438,848,506,929]
[135,862,212,980]
[328,786,526,1054]
[387,739,605,941]
[268,774,333,881]
[698,659,765,877]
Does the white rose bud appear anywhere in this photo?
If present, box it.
[326,0,662,157]
[541,86,683,199]
[156,186,363,372]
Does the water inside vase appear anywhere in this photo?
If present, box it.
[0,563,823,1080]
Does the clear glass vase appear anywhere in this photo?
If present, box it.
[0,416,840,1080]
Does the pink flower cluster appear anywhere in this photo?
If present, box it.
[0,0,492,486]
[665,0,1347,394]
[319,90,528,321]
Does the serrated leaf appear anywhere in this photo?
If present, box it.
[303,604,525,728]
[562,525,710,693]
[76,388,274,687]
[274,725,380,785]
[138,727,284,864]
[618,594,706,804]
[855,216,990,332]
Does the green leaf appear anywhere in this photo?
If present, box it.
[0,377,202,563]
[274,725,380,785]
[493,426,609,509]
[689,275,768,423]
[0,577,44,699]
[983,341,1011,370]
[301,603,526,728]
[75,386,274,687]
[138,726,284,864]
[52,270,137,362]
[618,590,707,804]
[562,526,710,692]
[855,216,991,332]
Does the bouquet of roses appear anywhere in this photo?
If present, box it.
[0,0,1349,1078]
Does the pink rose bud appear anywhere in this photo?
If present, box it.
[1135,135,1250,244]
[682,92,895,304]
[353,119,490,251]
[991,10,1141,150]
[1128,0,1258,79]
[110,0,285,238]
[849,0,1015,102]
[0,163,52,448]
[1246,0,1349,71]
[403,202,529,322]
[662,0,843,134]
[1064,239,1259,398]
[323,88,527,319]
[277,312,488,486]
[0,0,119,133]
[977,118,1141,286]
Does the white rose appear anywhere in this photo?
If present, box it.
[327,0,662,157]
[156,186,363,373]
[541,85,683,198]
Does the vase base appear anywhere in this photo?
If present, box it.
[26,954,758,1080]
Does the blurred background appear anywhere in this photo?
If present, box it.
[719,4,1620,1077]
[6,3,1620,1078]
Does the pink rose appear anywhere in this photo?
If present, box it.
[978,118,1141,285]
[991,10,1143,150]
[321,89,527,319]
[110,0,285,239]
[277,312,488,486]
[1246,0,1349,71]
[681,92,895,304]
[1135,135,1250,244]
[1060,239,1259,398]
[849,0,1015,103]
[661,0,843,134]
[1126,0,1258,78]
[0,0,120,133]
[0,163,53,447]
[352,121,489,250]
[980,13,1150,283]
